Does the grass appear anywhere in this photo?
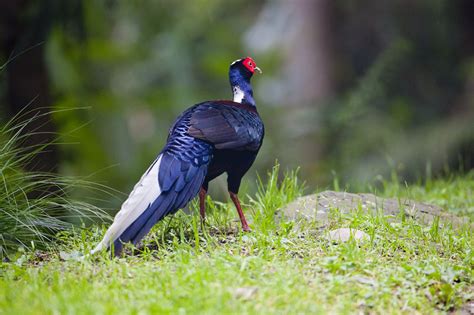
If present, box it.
[0,166,472,314]
[381,171,474,218]
[0,110,110,259]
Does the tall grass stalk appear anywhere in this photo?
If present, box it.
[0,109,110,259]
[250,163,304,232]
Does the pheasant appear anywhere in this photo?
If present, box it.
[92,57,264,256]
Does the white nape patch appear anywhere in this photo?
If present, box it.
[233,86,245,103]
[91,155,163,254]
[230,58,242,66]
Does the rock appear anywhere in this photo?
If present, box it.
[59,251,83,261]
[451,287,474,315]
[457,301,474,315]
[232,286,258,300]
[351,276,377,286]
[278,190,470,227]
[326,228,369,243]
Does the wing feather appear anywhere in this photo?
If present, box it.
[188,105,263,151]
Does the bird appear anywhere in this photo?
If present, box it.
[91,57,264,256]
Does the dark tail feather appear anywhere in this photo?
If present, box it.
[112,156,207,256]
[112,192,177,255]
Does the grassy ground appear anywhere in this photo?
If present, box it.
[0,168,472,314]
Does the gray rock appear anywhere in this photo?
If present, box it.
[232,286,258,300]
[278,190,470,227]
[326,228,369,243]
[454,299,474,315]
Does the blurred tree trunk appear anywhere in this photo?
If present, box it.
[284,0,335,176]
[284,0,335,105]
[454,0,474,170]
[0,1,58,176]
[245,0,336,176]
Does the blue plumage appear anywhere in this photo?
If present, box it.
[91,57,264,256]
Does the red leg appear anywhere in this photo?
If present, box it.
[229,192,250,232]
[199,187,207,221]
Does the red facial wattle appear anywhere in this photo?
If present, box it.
[242,57,258,73]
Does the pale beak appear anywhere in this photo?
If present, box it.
[254,66,262,74]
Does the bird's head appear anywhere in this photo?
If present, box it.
[229,57,262,79]
[229,57,261,105]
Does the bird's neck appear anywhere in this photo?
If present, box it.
[230,71,256,107]
[232,84,255,106]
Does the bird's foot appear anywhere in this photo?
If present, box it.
[229,191,252,233]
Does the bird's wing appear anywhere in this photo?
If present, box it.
[187,104,263,151]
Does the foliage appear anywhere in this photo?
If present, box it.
[0,112,110,259]
[382,170,474,218]
[1,1,473,205]
[250,163,303,233]
[0,167,472,314]
[45,1,264,202]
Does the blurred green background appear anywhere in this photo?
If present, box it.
[1,0,473,209]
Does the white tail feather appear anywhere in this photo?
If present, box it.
[91,155,163,254]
